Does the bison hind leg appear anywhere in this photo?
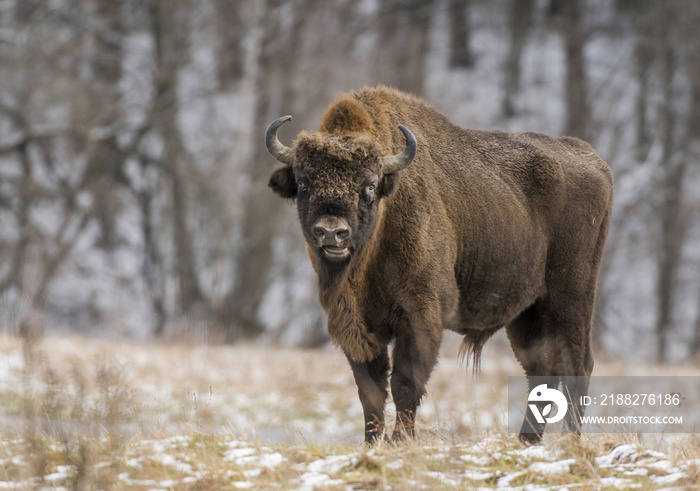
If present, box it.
[459,327,501,373]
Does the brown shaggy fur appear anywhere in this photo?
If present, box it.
[267,85,613,444]
[319,94,376,136]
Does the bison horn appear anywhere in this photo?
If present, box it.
[380,125,417,174]
[265,115,295,165]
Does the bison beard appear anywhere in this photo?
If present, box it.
[266,85,613,444]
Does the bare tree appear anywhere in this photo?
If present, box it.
[502,0,534,117]
[689,68,700,356]
[624,0,655,161]
[375,0,435,96]
[561,0,591,141]
[88,0,127,253]
[653,1,699,362]
[148,0,204,315]
[688,8,700,356]
[449,0,475,69]
[219,0,311,342]
[653,42,679,364]
[214,0,245,90]
[0,3,96,318]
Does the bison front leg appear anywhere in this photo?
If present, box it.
[390,323,441,440]
[346,348,390,444]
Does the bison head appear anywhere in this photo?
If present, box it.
[266,116,416,278]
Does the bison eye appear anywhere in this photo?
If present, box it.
[296,179,307,192]
[362,184,375,204]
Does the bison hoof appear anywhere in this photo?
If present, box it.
[364,433,388,446]
[518,432,543,445]
[391,429,416,443]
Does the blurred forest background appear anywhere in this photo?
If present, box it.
[0,0,699,363]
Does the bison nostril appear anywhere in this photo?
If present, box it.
[313,218,351,246]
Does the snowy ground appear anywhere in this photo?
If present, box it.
[1,332,700,489]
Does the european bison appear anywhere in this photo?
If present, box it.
[265,86,613,443]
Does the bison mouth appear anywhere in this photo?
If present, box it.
[321,245,350,259]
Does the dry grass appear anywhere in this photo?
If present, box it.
[1,330,700,489]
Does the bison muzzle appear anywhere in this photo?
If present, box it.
[265,86,613,444]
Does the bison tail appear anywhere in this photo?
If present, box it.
[459,328,500,375]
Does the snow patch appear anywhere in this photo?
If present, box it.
[497,470,525,488]
[622,467,648,476]
[305,454,359,475]
[459,453,492,466]
[652,471,685,486]
[0,483,30,490]
[296,472,345,491]
[291,454,360,491]
[646,459,678,473]
[257,451,285,468]
[462,469,498,481]
[43,465,75,482]
[528,458,576,475]
[599,476,640,489]
[425,471,460,487]
[386,458,404,470]
[510,444,560,461]
[230,451,285,469]
[242,468,261,478]
[232,482,255,489]
[595,444,640,467]
[151,453,194,474]
[223,447,256,462]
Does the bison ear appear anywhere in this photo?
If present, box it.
[378,172,399,199]
[268,167,297,199]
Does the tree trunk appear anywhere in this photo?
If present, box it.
[138,190,167,338]
[633,38,653,161]
[375,0,434,96]
[653,7,682,364]
[449,0,475,69]
[620,0,655,161]
[561,0,591,141]
[215,0,245,90]
[87,1,126,252]
[149,0,204,314]
[687,13,700,356]
[502,0,533,117]
[219,0,306,342]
